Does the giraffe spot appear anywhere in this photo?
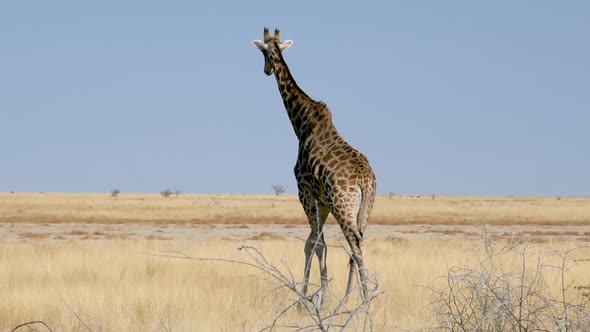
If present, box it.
[327,159,338,168]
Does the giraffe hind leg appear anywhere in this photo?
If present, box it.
[345,255,358,298]
[336,187,370,300]
[345,232,369,300]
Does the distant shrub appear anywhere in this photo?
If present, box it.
[160,189,173,198]
[271,185,285,197]
[110,189,120,198]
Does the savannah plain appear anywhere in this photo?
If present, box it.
[1,193,590,331]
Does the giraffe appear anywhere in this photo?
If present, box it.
[252,28,377,302]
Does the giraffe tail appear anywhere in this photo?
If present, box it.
[355,180,375,241]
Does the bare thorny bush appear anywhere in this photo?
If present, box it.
[246,245,384,331]
[424,227,590,332]
[153,243,384,332]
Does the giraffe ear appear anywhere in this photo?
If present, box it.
[279,40,294,51]
[251,40,268,51]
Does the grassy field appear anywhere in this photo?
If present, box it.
[2,238,590,331]
[1,193,590,330]
[1,193,589,225]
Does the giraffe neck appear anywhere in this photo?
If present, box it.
[268,44,332,142]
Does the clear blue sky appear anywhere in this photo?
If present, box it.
[1,2,588,196]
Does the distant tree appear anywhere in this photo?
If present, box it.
[110,189,120,198]
[160,189,173,198]
[271,185,285,197]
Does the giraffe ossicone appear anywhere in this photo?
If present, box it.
[251,27,377,306]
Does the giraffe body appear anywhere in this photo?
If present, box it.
[252,28,377,302]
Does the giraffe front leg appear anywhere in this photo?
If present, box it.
[314,231,328,309]
[298,190,329,310]
[302,230,328,310]
[317,232,328,293]
[301,231,315,298]
[302,231,328,292]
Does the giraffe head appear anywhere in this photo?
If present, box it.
[251,27,294,76]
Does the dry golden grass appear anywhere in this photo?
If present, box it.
[2,237,590,331]
[1,193,589,330]
[1,193,589,225]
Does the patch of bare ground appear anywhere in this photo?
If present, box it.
[18,232,50,239]
[519,230,583,237]
[527,237,552,244]
[399,229,421,234]
[0,222,587,244]
[230,224,249,229]
[397,227,479,237]
[187,217,306,225]
[145,234,171,240]
[372,219,590,226]
[248,232,285,241]
[384,236,405,244]
[103,233,132,240]
[439,229,478,236]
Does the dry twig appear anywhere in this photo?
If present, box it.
[10,320,53,332]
